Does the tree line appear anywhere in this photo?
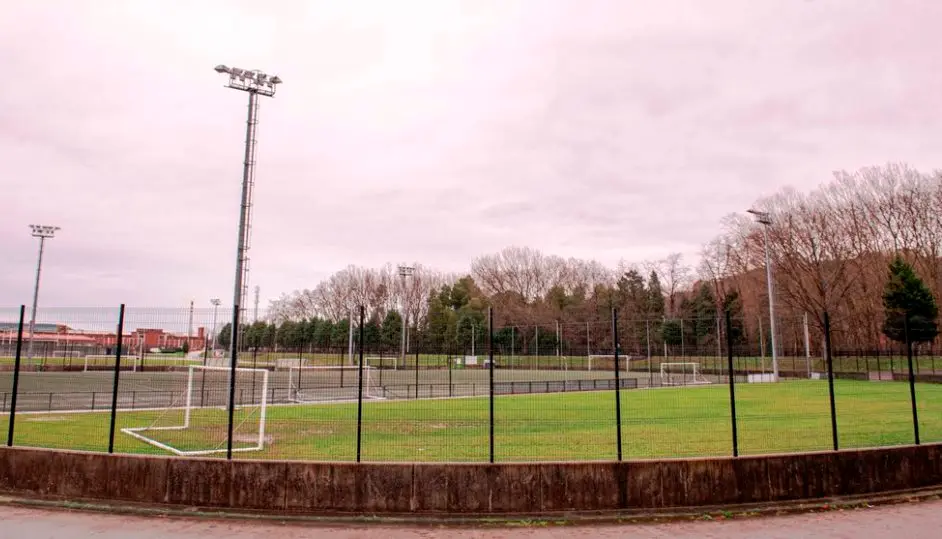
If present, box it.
[261,163,942,355]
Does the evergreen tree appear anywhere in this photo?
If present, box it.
[882,256,939,344]
[425,290,452,350]
[217,323,232,349]
[381,311,403,349]
[646,271,665,319]
[617,269,647,319]
[646,271,666,347]
[661,319,682,346]
[313,319,334,348]
[721,289,746,344]
[362,317,382,349]
[331,319,349,348]
[684,283,717,340]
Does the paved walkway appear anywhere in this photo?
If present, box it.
[2,499,940,538]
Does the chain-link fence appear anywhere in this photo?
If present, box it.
[1,305,939,461]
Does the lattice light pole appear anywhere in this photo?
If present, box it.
[27,224,59,364]
[748,209,779,381]
[214,64,281,365]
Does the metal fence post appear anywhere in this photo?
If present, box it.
[415,333,420,400]
[107,304,126,454]
[904,314,920,445]
[725,310,739,457]
[356,306,365,463]
[226,305,240,460]
[612,308,623,461]
[488,307,495,463]
[823,311,839,451]
[6,306,26,447]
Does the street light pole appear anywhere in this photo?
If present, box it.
[398,265,414,369]
[210,298,221,354]
[214,64,281,367]
[748,209,779,381]
[27,225,59,364]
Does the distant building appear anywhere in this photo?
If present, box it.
[0,322,206,356]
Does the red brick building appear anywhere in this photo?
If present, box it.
[0,323,206,355]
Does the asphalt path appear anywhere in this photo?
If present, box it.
[2,499,940,538]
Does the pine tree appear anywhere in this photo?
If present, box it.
[882,256,939,344]
[381,311,403,349]
[721,290,746,344]
[646,271,665,319]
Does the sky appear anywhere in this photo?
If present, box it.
[2,0,941,311]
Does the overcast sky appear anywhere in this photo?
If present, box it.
[2,0,941,311]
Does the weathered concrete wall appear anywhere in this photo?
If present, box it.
[0,444,940,515]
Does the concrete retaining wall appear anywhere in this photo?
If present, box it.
[1,444,940,515]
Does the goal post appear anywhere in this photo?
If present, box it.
[121,365,269,456]
[287,365,383,403]
[659,362,711,386]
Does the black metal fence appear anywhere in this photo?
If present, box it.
[0,305,939,461]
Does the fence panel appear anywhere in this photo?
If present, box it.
[3,306,942,462]
[3,307,119,452]
[493,319,620,461]
[827,314,923,450]
[733,315,834,455]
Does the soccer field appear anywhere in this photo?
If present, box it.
[2,379,940,461]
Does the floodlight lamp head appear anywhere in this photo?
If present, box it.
[215,64,280,97]
[29,224,60,238]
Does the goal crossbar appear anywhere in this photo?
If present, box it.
[287,365,383,403]
[121,365,269,456]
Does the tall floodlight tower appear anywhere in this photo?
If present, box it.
[214,64,281,364]
[398,265,415,368]
[27,224,60,364]
[747,209,779,381]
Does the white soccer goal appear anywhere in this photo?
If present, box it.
[51,350,85,358]
[587,354,631,372]
[83,354,141,372]
[659,362,712,386]
[121,365,269,456]
[287,365,383,403]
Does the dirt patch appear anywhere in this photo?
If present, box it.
[233,434,273,444]
[24,416,69,422]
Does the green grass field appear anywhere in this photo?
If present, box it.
[2,379,939,462]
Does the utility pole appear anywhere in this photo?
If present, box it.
[253,285,260,323]
[26,225,59,365]
[210,299,221,355]
[186,300,194,353]
[397,265,414,369]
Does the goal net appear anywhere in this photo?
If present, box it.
[121,365,269,456]
[659,362,711,386]
[287,365,383,403]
